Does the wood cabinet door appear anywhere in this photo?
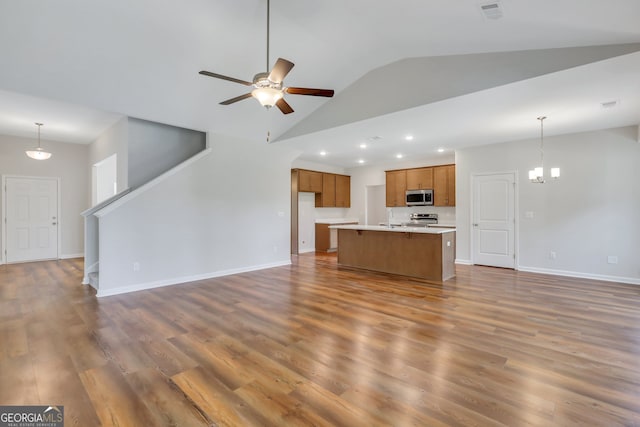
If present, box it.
[299,170,323,192]
[447,165,456,206]
[335,175,350,207]
[386,170,407,207]
[406,167,434,190]
[321,173,336,207]
[433,165,455,206]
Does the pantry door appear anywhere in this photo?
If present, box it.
[4,176,59,263]
[472,172,516,268]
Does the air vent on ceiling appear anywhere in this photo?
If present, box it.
[600,100,619,109]
[480,2,503,20]
[367,136,383,141]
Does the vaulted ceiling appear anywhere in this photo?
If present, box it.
[1,0,639,167]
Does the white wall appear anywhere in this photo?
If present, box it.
[0,133,89,260]
[96,133,296,296]
[298,192,316,253]
[89,116,128,192]
[456,125,640,283]
[93,153,118,205]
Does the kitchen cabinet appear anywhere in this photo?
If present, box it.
[321,173,336,206]
[385,170,407,207]
[298,169,323,193]
[318,173,350,207]
[335,174,351,207]
[433,164,456,206]
[406,167,434,190]
[315,219,358,252]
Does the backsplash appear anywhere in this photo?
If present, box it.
[386,206,456,224]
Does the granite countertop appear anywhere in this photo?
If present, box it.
[329,224,456,234]
[315,218,359,224]
[429,223,456,228]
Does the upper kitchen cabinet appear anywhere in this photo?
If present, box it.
[298,169,323,193]
[321,173,336,207]
[385,170,407,207]
[433,164,456,206]
[406,167,434,190]
[335,174,351,207]
[320,173,350,207]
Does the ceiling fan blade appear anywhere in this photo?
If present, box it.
[276,98,294,114]
[199,71,252,86]
[268,58,295,83]
[285,87,334,97]
[220,93,253,105]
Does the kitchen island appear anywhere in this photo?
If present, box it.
[330,225,456,281]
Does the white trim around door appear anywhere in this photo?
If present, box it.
[1,175,61,264]
[470,171,519,269]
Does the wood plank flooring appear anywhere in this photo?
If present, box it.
[1,254,639,426]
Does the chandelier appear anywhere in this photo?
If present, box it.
[529,116,559,183]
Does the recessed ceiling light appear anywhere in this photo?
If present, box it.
[437,148,445,153]
[358,159,365,164]
[405,135,414,141]
[396,153,403,159]
[359,143,367,149]
[320,150,327,156]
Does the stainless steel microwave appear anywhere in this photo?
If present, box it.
[406,189,434,206]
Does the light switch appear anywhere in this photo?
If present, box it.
[525,211,534,219]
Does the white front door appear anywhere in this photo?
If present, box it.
[472,173,515,268]
[5,177,59,263]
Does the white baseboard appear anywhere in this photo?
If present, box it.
[299,248,316,254]
[60,253,83,259]
[455,259,472,265]
[516,265,640,286]
[96,259,292,297]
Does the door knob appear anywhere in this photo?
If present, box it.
[473,223,479,227]
[52,222,57,225]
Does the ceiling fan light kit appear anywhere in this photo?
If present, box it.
[25,122,52,160]
[199,0,334,114]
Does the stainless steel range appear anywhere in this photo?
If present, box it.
[402,213,438,227]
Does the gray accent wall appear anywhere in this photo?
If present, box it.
[128,118,206,189]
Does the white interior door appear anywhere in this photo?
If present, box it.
[5,177,59,263]
[472,173,515,268]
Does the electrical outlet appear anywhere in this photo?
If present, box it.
[607,256,618,264]
[133,261,140,271]
[525,211,534,219]
[549,251,556,260]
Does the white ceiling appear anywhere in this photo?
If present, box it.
[0,0,639,166]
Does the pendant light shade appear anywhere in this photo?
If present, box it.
[26,123,52,160]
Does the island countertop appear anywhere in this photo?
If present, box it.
[330,224,455,234]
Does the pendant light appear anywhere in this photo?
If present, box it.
[528,116,559,183]
[26,123,52,160]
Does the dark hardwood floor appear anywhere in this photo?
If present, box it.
[1,253,639,426]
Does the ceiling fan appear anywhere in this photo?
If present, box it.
[199,0,334,115]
